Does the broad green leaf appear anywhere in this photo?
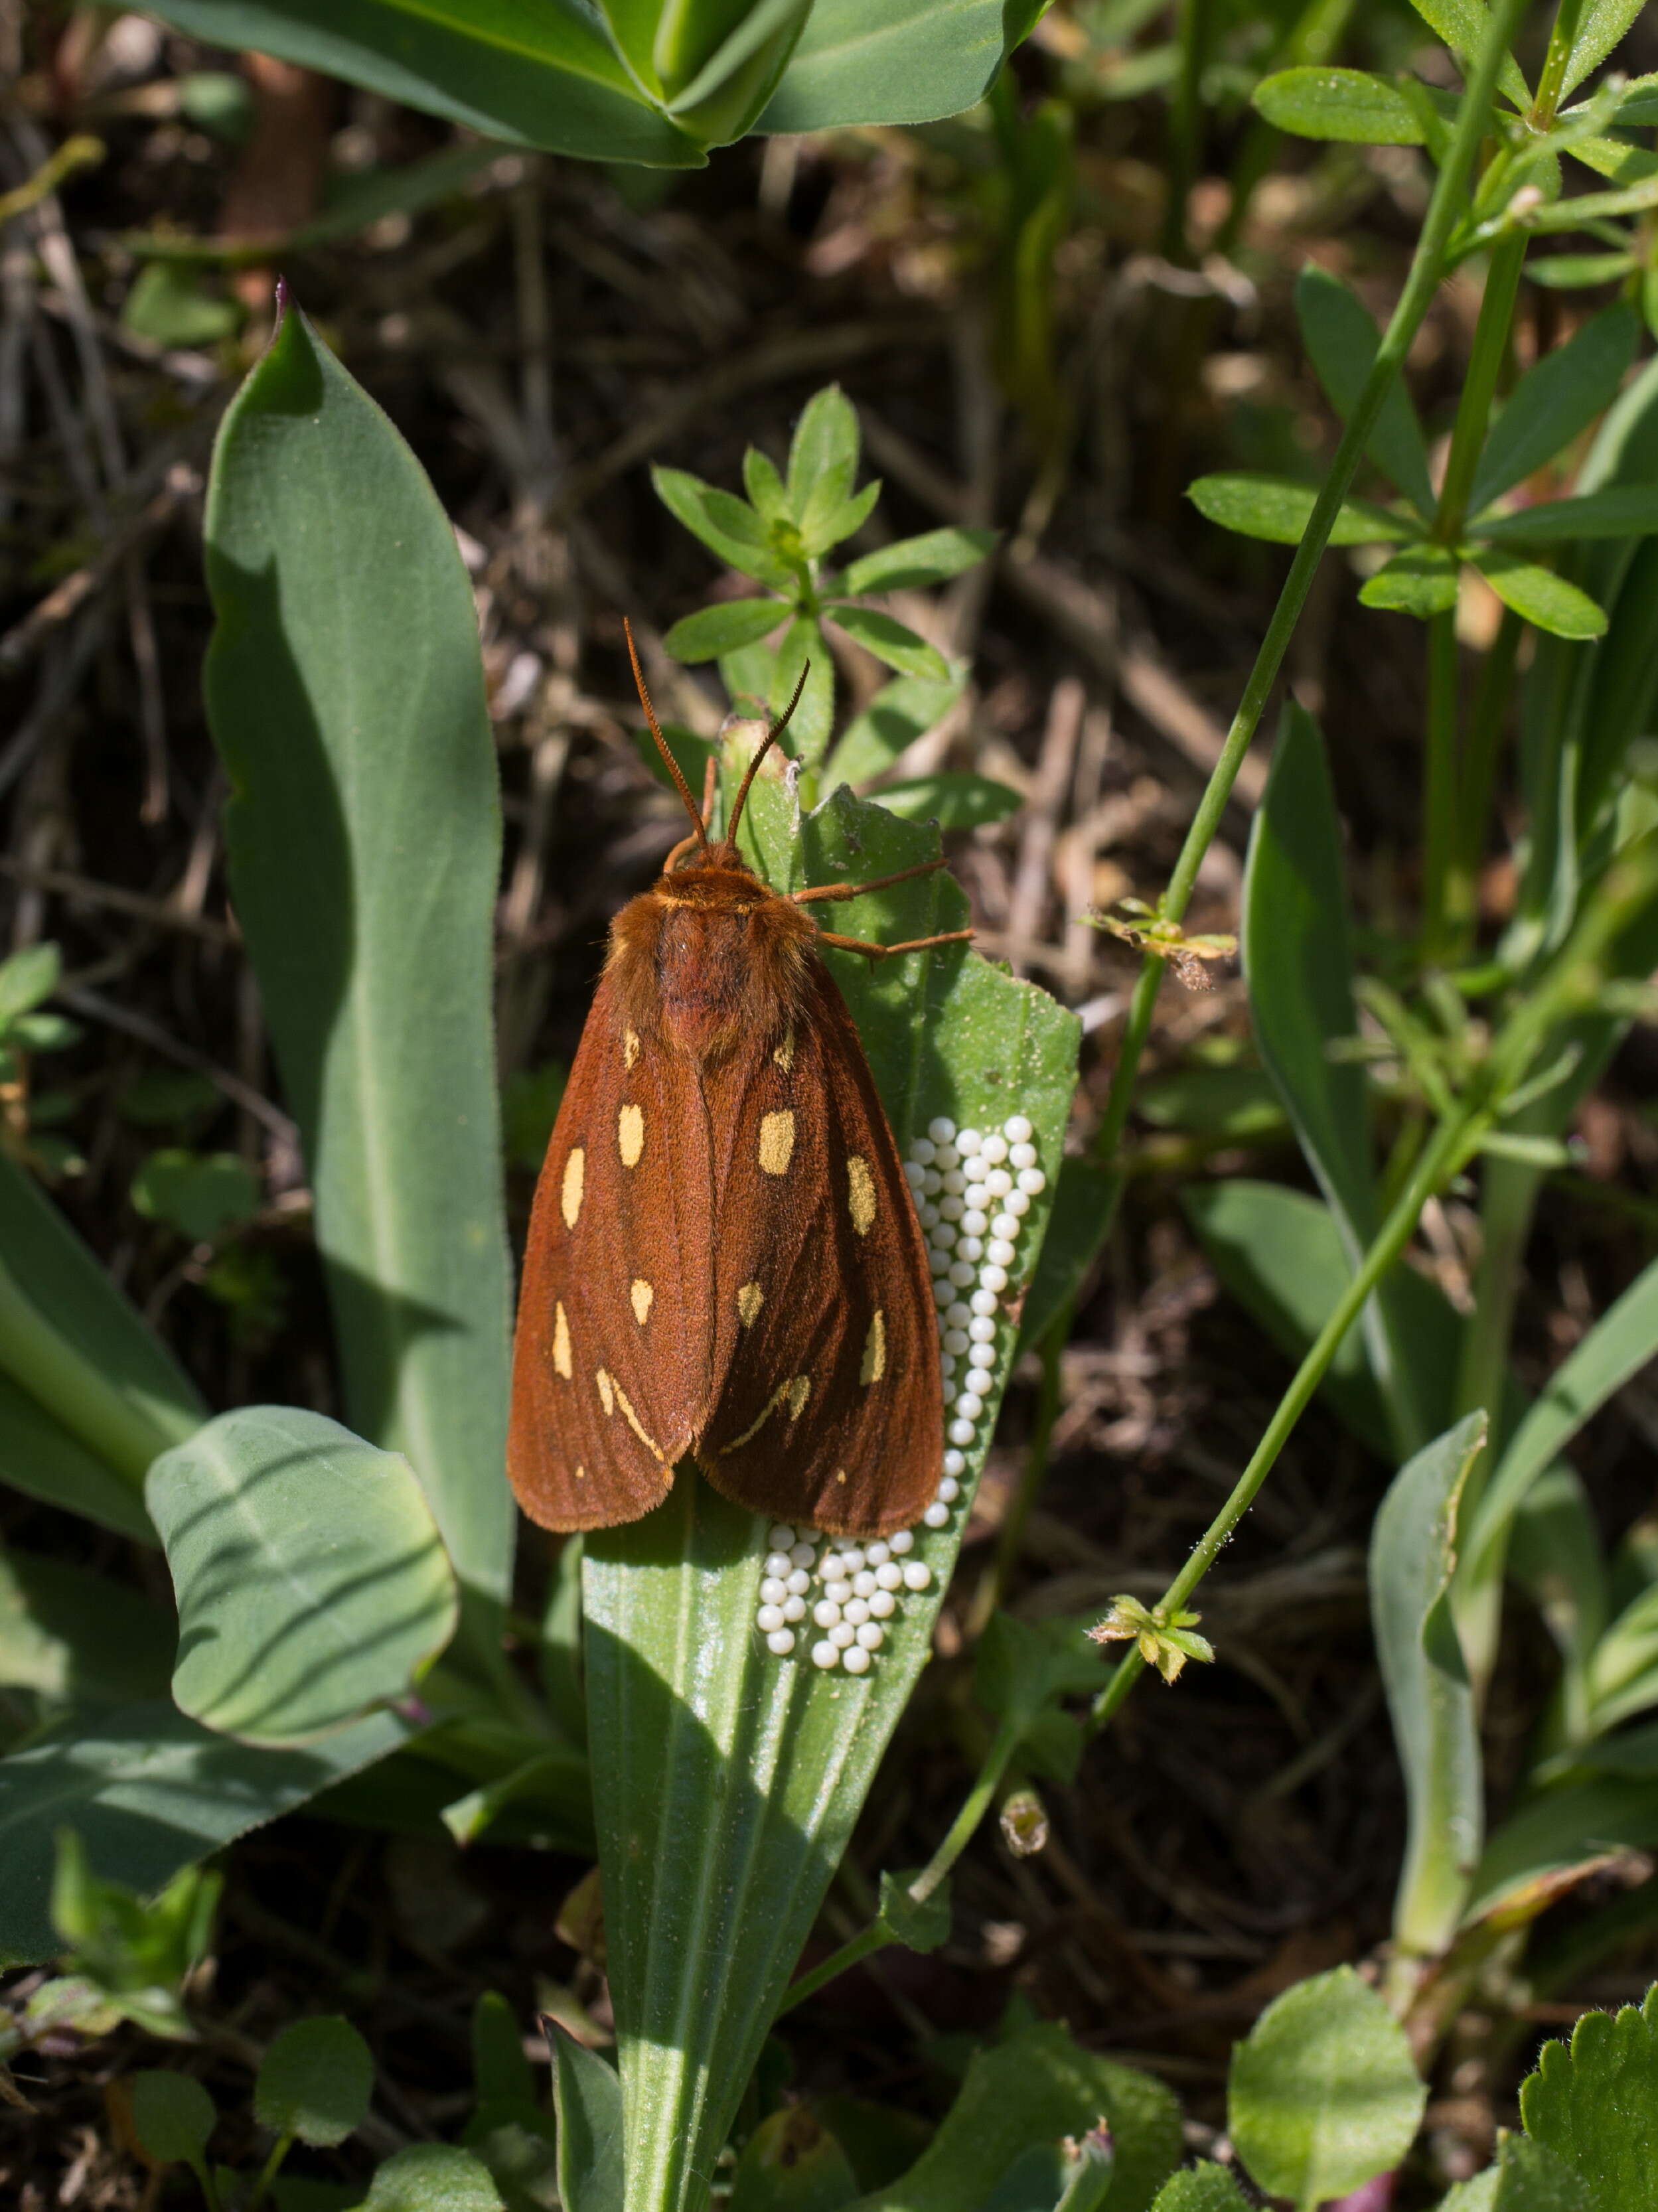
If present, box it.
[787,385,860,510]
[553,2033,624,2212]
[1469,308,1640,513]
[1244,706,1424,1453]
[826,603,950,682]
[204,306,512,1619]
[147,1406,457,1745]
[1440,2136,1592,2211]
[839,528,998,596]
[1520,1984,1658,2207]
[131,2071,218,2166]
[0,1699,411,1967]
[143,0,704,165]
[1371,1414,1487,1956]
[1477,486,1658,541]
[1406,0,1530,110]
[729,2107,859,2211]
[875,773,1021,828]
[256,2016,374,2148]
[0,1548,173,1704]
[1562,0,1648,94]
[1252,66,1428,144]
[770,614,835,759]
[0,1150,201,1504]
[130,1149,261,1242]
[585,767,1079,2212]
[756,0,1045,133]
[662,597,787,662]
[653,0,816,147]
[1470,550,1608,638]
[1150,2170,1250,2212]
[1187,473,1412,546]
[843,2023,1181,2212]
[823,671,965,789]
[1468,1250,1658,1584]
[1359,542,1461,615]
[358,2144,505,2212]
[653,465,798,590]
[1294,265,1436,515]
[1229,1965,1426,2207]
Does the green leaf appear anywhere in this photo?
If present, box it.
[1405,0,1531,110]
[757,0,1041,133]
[122,261,240,344]
[0,1370,159,1544]
[1359,542,1462,616]
[800,477,881,559]
[844,2023,1181,2212]
[552,2033,623,2212]
[1469,307,1641,514]
[1371,1414,1487,1957]
[143,1,703,166]
[1252,66,1429,144]
[1244,705,1424,1453]
[1229,1966,1425,2206]
[976,1611,1102,1734]
[1440,2135,1592,2211]
[256,2017,374,2148]
[0,942,60,1023]
[131,2071,217,2167]
[769,615,836,759]
[0,1548,173,1704]
[825,604,949,681]
[147,1406,457,1745]
[652,465,797,590]
[875,1866,950,1954]
[583,765,1079,2212]
[358,2144,506,2212]
[1520,1984,1658,2207]
[1294,265,1436,515]
[1149,2168,1252,2212]
[839,528,999,596]
[1477,486,1658,541]
[0,1700,411,1968]
[729,2107,860,2212]
[744,447,790,524]
[1507,1467,1610,1746]
[823,671,965,788]
[1527,251,1637,288]
[1470,549,1608,638]
[662,598,787,662]
[129,1149,260,1242]
[1470,1779,1658,1922]
[1187,473,1412,547]
[1515,173,1658,231]
[204,305,512,1619]
[1014,1157,1114,1355]
[472,1989,535,2110]
[787,385,860,510]
[1562,0,1648,94]
[1136,1066,1288,1140]
[875,774,1021,829]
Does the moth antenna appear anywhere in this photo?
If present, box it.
[625,618,708,853]
[727,661,810,846]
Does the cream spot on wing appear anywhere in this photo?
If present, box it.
[623,1028,641,1070]
[575,1465,586,1481]
[552,1301,573,1380]
[596,1368,615,1418]
[737,1282,764,1327]
[759,1109,795,1176]
[618,1103,644,1168]
[787,1375,810,1420]
[719,1376,809,1454]
[860,1309,886,1386]
[631,1278,654,1325]
[836,1469,848,1485]
[562,1147,585,1228]
[773,1028,795,1072]
[847,1154,876,1236]
[611,1378,663,1459]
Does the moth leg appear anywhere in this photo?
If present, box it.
[791,857,949,906]
[816,928,973,960]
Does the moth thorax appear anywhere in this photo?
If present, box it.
[607,872,813,1063]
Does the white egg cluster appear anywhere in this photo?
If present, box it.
[754,1114,1045,1674]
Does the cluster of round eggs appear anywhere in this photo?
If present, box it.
[754,1114,1045,1674]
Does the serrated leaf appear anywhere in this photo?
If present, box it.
[662,599,787,662]
[1229,1966,1426,2206]
[1469,307,1639,512]
[1519,1984,1658,2207]
[1252,66,1428,143]
[1471,549,1608,638]
[824,604,949,682]
[1294,267,1436,515]
[1187,473,1413,546]
[256,2017,374,2148]
[1359,543,1462,616]
[839,528,999,597]
[146,1406,457,1745]
[652,466,796,590]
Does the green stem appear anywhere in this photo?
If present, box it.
[1162,0,1215,263]
[1434,234,1527,546]
[1091,1106,1481,1733]
[248,2130,295,2211]
[1422,611,1463,962]
[1092,0,1531,1179]
[1449,604,1522,948]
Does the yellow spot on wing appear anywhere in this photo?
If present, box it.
[618,1103,644,1168]
[860,1309,886,1386]
[737,1282,763,1327]
[847,1154,876,1236]
[624,1028,641,1069]
[773,1029,795,1072]
[720,1376,810,1454]
[787,1375,810,1420]
[631,1278,654,1325]
[613,1378,663,1459]
[596,1368,615,1417]
[759,1109,795,1175]
[562,1147,585,1228]
[553,1302,573,1379]
[575,1465,586,1481]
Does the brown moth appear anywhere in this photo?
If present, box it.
[507,625,970,1538]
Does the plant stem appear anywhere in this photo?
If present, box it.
[1433,234,1527,548]
[1450,604,1522,946]
[1162,0,1214,263]
[1422,611,1463,962]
